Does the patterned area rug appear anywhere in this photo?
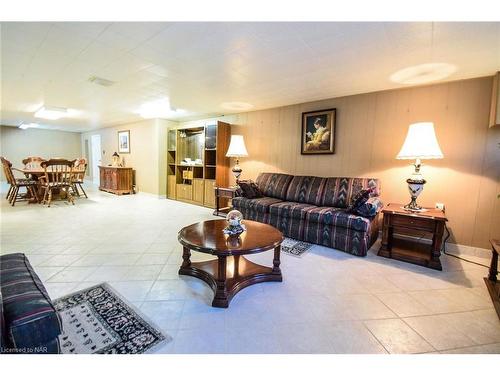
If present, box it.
[281,238,313,257]
[53,283,169,354]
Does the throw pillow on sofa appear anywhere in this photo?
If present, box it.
[347,188,372,213]
[237,180,263,199]
[355,197,383,217]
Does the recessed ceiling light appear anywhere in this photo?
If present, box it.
[34,105,68,120]
[390,63,457,85]
[19,123,40,130]
[220,102,254,111]
[137,98,185,119]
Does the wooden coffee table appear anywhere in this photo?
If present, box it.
[178,219,284,308]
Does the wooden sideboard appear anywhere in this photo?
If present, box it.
[99,166,134,195]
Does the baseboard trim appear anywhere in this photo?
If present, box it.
[445,243,491,260]
[389,232,491,259]
[131,191,168,199]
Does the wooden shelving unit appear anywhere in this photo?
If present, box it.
[166,121,231,208]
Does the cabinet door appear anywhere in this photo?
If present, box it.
[176,184,192,201]
[103,169,110,189]
[204,179,216,208]
[110,170,118,190]
[99,168,104,188]
[193,179,204,204]
[205,123,217,149]
[490,71,500,127]
[167,175,176,199]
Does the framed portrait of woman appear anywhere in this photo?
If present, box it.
[301,108,336,154]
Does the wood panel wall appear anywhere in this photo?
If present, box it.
[180,77,500,250]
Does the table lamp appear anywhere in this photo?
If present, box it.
[396,122,443,211]
[226,135,248,182]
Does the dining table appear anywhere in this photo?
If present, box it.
[20,167,68,203]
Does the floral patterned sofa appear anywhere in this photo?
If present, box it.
[232,173,382,256]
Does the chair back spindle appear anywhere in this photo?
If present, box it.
[40,159,76,207]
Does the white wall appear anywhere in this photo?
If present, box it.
[81,118,176,196]
[0,125,82,180]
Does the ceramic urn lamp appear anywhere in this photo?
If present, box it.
[225,135,248,183]
[396,122,444,211]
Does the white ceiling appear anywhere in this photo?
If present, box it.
[1,22,499,132]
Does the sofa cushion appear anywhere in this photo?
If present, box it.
[356,197,384,217]
[255,173,294,200]
[269,201,317,219]
[0,253,62,351]
[305,206,372,232]
[321,177,380,208]
[285,176,327,205]
[232,196,282,213]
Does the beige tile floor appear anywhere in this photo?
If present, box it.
[1,184,499,354]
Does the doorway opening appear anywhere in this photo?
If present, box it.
[91,134,101,185]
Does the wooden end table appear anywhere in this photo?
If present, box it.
[378,203,448,270]
[178,219,283,308]
[484,239,500,319]
[213,186,237,217]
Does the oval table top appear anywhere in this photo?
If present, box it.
[178,219,284,256]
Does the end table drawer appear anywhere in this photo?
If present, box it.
[392,215,435,231]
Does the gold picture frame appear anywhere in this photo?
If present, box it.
[301,108,336,154]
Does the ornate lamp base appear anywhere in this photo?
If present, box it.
[231,158,242,182]
[404,178,426,211]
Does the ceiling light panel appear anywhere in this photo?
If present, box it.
[390,63,457,85]
[34,106,68,120]
[19,123,40,130]
[137,98,185,119]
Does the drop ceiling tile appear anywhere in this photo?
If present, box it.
[106,22,170,43]
[55,22,111,39]
[40,26,94,58]
[0,22,51,52]
[1,21,500,131]
[78,41,125,68]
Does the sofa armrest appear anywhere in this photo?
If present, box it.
[0,253,61,353]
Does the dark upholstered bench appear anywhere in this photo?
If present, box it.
[0,253,61,354]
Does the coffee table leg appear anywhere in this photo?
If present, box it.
[213,255,229,307]
[272,245,281,275]
[181,246,191,268]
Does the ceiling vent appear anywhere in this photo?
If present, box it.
[88,76,115,87]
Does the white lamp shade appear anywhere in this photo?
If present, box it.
[226,135,248,157]
[397,122,444,160]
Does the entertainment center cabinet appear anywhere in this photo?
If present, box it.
[166,121,231,209]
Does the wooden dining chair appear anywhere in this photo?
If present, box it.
[71,158,88,198]
[1,156,39,206]
[22,156,46,169]
[39,159,76,207]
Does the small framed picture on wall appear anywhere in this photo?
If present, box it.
[301,108,336,154]
[118,130,130,153]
